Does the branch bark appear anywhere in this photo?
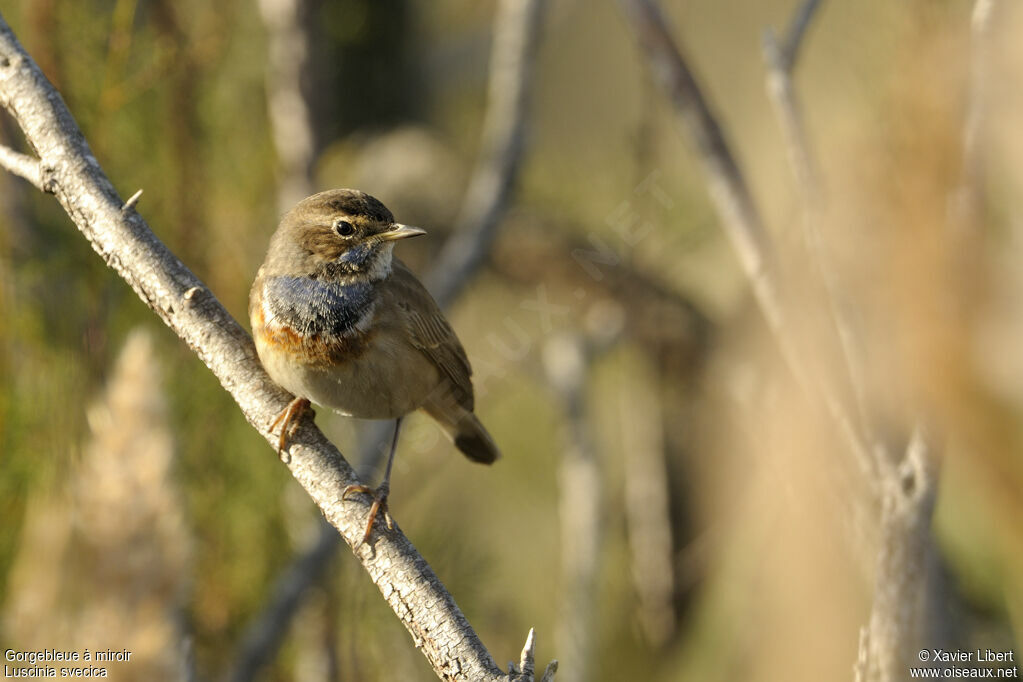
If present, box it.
[861,429,941,682]
[0,12,552,682]
[224,1,549,676]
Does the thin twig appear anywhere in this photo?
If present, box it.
[425,0,545,308]
[777,0,824,72]
[0,143,42,189]
[0,12,551,682]
[762,24,820,197]
[762,1,877,456]
[616,0,878,487]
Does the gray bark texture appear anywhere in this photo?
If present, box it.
[0,11,555,682]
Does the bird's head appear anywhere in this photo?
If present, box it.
[266,189,425,281]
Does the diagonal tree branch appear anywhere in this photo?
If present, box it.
[762,0,823,201]
[616,0,879,488]
[223,2,550,676]
[775,0,824,72]
[762,1,876,452]
[0,12,552,682]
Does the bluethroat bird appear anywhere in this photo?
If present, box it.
[250,189,500,545]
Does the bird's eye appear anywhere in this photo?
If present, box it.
[334,219,356,237]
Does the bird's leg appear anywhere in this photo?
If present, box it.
[343,416,403,547]
[269,397,311,456]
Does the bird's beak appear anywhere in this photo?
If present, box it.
[379,223,427,241]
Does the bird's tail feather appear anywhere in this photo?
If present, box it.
[424,403,500,464]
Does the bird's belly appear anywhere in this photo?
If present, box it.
[254,317,439,420]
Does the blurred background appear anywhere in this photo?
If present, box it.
[1,0,1022,680]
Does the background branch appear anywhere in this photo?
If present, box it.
[762,0,875,447]
[0,12,551,682]
[222,2,549,676]
[543,334,603,682]
[863,429,941,682]
[616,0,878,489]
[620,3,965,680]
[258,0,316,213]
[955,0,998,229]
[223,517,338,682]
[425,0,545,307]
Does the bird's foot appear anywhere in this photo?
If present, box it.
[342,482,392,547]
[269,397,311,457]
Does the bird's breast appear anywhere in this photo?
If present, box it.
[252,276,377,368]
[263,276,376,335]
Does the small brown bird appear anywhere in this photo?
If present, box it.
[250,189,499,544]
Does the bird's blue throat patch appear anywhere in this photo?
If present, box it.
[264,276,375,336]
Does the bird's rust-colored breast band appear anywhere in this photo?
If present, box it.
[253,304,371,366]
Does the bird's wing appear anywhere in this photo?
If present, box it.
[389,259,475,411]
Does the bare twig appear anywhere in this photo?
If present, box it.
[764,4,960,679]
[762,3,822,200]
[0,143,41,189]
[121,187,143,211]
[616,0,878,486]
[762,1,875,451]
[425,0,545,308]
[0,13,551,682]
[508,629,558,682]
[775,0,824,72]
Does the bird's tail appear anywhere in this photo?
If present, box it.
[424,403,500,464]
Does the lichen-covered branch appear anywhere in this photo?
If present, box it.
[0,12,551,682]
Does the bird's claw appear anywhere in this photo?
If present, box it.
[269,397,311,457]
[342,483,392,547]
